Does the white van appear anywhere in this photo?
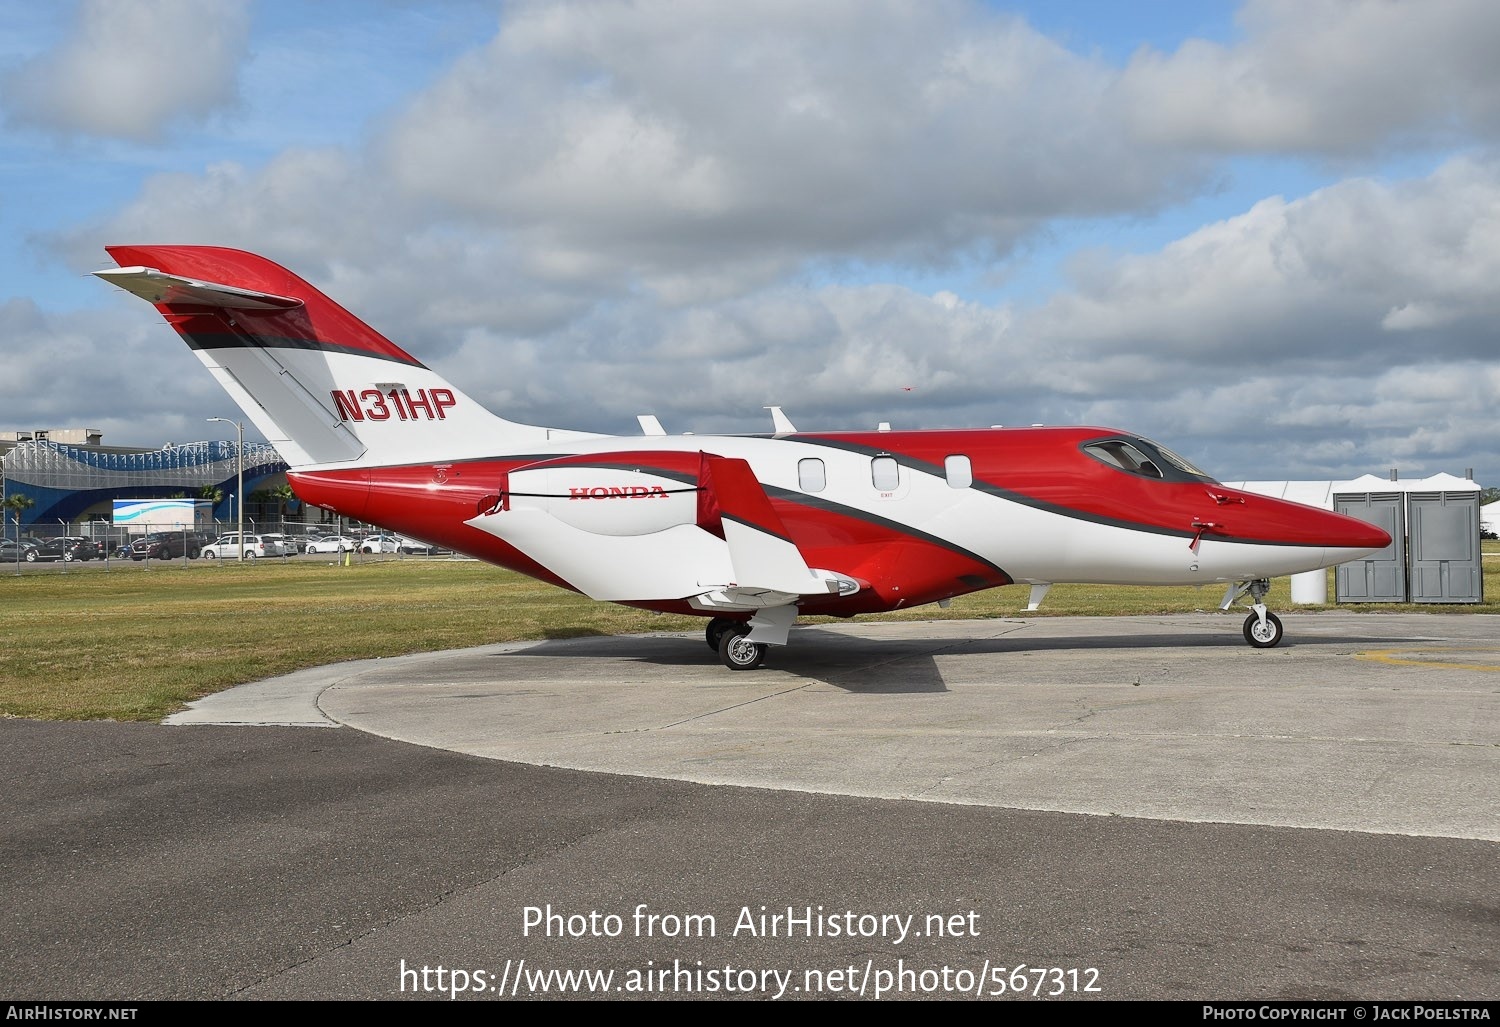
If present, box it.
[200,534,288,559]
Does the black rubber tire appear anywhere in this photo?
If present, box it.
[1243,611,1284,648]
[705,617,740,652]
[718,625,767,670]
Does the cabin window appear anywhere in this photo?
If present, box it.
[871,456,899,491]
[1083,440,1163,479]
[798,458,826,493]
[944,454,972,489]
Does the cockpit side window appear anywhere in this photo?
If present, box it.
[1081,436,1219,484]
[1084,440,1163,479]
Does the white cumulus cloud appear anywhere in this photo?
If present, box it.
[3,0,251,141]
[1114,0,1500,154]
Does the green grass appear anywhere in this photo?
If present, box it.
[2,545,1496,722]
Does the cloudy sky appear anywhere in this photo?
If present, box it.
[2,0,1497,484]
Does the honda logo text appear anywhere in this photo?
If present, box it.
[568,486,670,499]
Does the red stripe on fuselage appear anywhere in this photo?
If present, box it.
[289,457,1012,613]
[288,463,577,592]
[797,427,1389,550]
[288,426,1386,618]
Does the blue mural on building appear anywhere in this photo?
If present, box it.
[0,440,288,527]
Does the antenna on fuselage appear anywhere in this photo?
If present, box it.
[764,406,797,433]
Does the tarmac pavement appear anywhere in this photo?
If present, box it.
[173,612,1500,839]
[5,612,1498,1002]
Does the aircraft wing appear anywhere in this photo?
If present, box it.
[464,452,854,610]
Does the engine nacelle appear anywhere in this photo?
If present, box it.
[503,450,706,537]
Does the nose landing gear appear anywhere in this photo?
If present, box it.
[1243,608,1284,648]
[1223,578,1285,648]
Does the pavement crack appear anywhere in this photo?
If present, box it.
[657,682,819,730]
[223,823,620,998]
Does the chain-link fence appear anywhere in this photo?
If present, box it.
[0,518,455,571]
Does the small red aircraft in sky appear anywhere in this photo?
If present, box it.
[97,246,1390,669]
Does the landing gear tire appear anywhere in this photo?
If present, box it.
[705,617,740,652]
[1243,611,1284,648]
[718,625,766,670]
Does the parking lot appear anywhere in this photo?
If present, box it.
[0,543,468,573]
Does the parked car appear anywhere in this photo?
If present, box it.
[0,539,40,562]
[258,533,297,555]
[3,536,81,560]
[359,534,399,554]
[394,535,450,555]
[200,534,286,559]
[306,535,358,554]
[128,532,206,561]
[33,536,99,562]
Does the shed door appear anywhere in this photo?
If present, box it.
[1334,493,1406,602]
[1408,491,1483,603]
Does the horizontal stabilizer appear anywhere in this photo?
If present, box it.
[93,266,303,310]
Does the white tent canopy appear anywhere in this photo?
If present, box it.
[1223,473,1481,509]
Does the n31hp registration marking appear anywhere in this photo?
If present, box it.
[332,387,456,422]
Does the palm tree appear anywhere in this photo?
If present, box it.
[2,492,34,539]
[269,483,298,525]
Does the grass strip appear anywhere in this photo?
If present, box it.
[3,547,1495,722]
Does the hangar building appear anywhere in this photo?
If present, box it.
[0,428,294,533]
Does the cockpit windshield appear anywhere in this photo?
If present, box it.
[1082,436,1217,483]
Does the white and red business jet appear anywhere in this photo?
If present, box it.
[96,246,1390,670]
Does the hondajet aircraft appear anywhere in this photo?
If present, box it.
[96,246,1391,669]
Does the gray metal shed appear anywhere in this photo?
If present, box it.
[1227,472,1484,605]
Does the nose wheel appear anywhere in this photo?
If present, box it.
[1224,578,1286,648]
[1242,610,1284,648]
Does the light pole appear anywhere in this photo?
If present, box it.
[207,418,245,562]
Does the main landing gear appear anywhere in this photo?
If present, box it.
[1224,578,1284,649]
[705,616,766,670]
